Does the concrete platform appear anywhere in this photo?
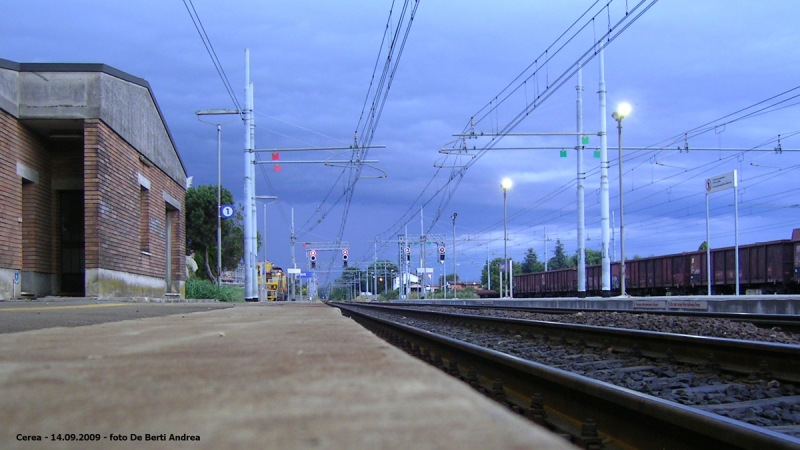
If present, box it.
[0,302,573,449]
[396,295,800,314]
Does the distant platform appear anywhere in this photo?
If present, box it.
[393,295,800,314]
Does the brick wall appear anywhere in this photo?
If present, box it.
[0,109,52,273]
[84,120,185,286]
[0,110,21,270]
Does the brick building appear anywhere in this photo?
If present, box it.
[0,58,186,299]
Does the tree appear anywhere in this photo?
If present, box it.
[547,239,571,270]
[585,248,602,265]
[330,267,366,300]
[186,185,260,283]
[438,273,461,289]
[521,248,545,274]
[365,260,399,296]
[698,241,708,251]
[481,257,522,290]
[570,248,603,267]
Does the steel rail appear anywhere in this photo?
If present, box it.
[348,303,800,383]
[390,302,800,334]
[334,302,800,450]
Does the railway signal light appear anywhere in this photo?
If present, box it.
[310,250,317,269]
[439,246,446,263]
[405,247,411,262]
[342,249,349,267]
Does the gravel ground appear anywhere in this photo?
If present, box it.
[352,306,800,437]
[409,307,800,345]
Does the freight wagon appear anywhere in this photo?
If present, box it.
[514,229,800,297]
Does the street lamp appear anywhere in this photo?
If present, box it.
[255,195,277,301]
[501,178,512,298]
[451,212,457,299]
[611,102,631,297]
[196,109,240,296]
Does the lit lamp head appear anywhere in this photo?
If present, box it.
[501,178,513,191]
[611,102,632,122]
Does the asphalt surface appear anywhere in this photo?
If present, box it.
[0,300,234,334]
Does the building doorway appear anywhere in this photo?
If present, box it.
[59,190,85,295]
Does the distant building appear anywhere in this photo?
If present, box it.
[0,58,186,298]
[450,280,482,292]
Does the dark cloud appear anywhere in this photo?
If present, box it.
[3,0,799,282]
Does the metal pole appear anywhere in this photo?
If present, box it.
[734,170,740,295]
[216,124,222,297]
[706,193,711,296]
[263,203,267,301]
[291,208,296,301]
[452,213,457,299]
[509,259,514,298]
[618,117,626,297]
[576,65,586,296]
[599,45,611,297]
[374,239,378,300]
[503,187,508,299]
[420,207,425,299]
[443,250,447,300]
[243,49,255,301]
[611,211,616,261]
[249,82,258,299]
[544,226,548,272]
[405,226,408,299]
[487,244,490,291]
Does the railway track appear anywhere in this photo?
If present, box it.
[392,302,800,334]
[332,302,800,450]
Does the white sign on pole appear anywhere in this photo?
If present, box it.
[705,170,740,296]
[705,171,737,194]
[416,268,433,274]
[287,268,301,274]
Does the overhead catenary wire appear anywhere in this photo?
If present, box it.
[182,0,243,116]
[366,0,657,261]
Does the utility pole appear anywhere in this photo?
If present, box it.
[243,49,257,301]
[195,109,240,296]
[404,227,408,298]
[576,65,586,297]
[452,213,457,299]
[249,79,257,299]
[290,208,296,301]
[420,207,426,299]
[255,195,278,301]
[544,227,550,272]
[598,44,611,297]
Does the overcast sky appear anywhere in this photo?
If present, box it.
[4,1,800,285]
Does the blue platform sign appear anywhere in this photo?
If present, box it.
[14,270,19,285]
[297,272,312,279]
[220,205,235,219]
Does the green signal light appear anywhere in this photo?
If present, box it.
[559,150,567,158]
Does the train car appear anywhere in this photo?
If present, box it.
[513,229,800,297]
[794,228,800,283]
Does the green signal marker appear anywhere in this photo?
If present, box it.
[581,136,589,145]
[594,150,601,158]
[560,150,567,158]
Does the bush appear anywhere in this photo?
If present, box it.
[186,278,244,302]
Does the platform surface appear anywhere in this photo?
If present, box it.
[0,302,573,449]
